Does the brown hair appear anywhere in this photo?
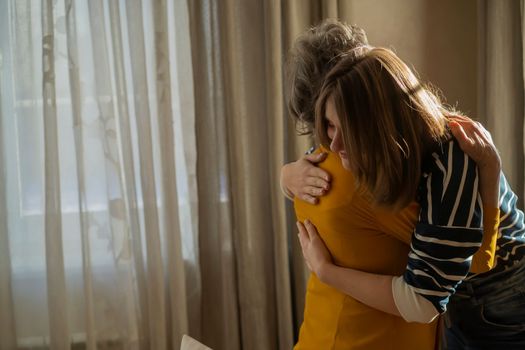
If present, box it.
[316,47,453,209]
[286,19,368,134]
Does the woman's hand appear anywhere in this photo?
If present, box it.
[297,220,333,280]
[449,116,501,208]
[448,116,501,174]
[280,153,331,204]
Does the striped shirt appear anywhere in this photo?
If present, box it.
[403,139,525,313]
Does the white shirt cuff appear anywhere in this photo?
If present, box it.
[391,275,440,323]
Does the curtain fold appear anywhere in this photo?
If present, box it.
[171,1,202,346]
[218,0,279,347]
[64,0,96,349]
[187,1,241,348]
[478,0,525,205]
[125,1,167,348]
[106,2,147,347]
[0,36,17,348]
[42,0,70,348]
[87,1,146,347]
[153,0,191,346]
[262,1,294,348]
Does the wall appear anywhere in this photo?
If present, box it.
[339,0,479,118]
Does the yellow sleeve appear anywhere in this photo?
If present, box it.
[470,206,500,273]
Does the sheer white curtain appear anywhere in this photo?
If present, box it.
[0,0,198,349]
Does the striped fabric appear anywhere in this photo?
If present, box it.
[404,139,525,313]
[404,141,483,312]
[489,172,525,270]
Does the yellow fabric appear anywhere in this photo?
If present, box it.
[294,150,437,350]
[470,207,500,273]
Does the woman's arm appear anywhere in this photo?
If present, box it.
[280,151,331,204]
[449,116,501,208]
[298,219,440,321]
[297,220,401,316]
[449,117,501,272]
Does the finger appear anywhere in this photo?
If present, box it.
[472,121,493,143]
[296,221,309,243]
[304,152,328,164]
[452,118,486,137]
[300,193,318,204]
[297,233,305,250]
[304,219,319,240]
[449,116,480,131]
[460,122,489,147]
[472,130,487,149]
[298,235,311,270]
[304,185,327,197]
[306,176,330,190]
[450,118,475,133]
[470,121,490,140]
[448,114,471,123]
[455,120,489,145]
[298,233,307,254]
[450,120,473,142]
[481,128,493,143]
[308,167,331,182]
[449,121,474,148]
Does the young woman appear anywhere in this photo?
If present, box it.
[296,46,525,349]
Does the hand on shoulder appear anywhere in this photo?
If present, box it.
[280,152,332,204]
[448,115,501,174]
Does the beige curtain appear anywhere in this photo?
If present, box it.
[478,0,525,206]
[0,27,17,347]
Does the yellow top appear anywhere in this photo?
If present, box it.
[293,147,500,349]
[293,150,437,350]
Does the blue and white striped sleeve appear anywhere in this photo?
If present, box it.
[393,141,484,322]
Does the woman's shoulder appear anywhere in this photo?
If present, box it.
[417,137,479,204]
[423,137,473,175]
